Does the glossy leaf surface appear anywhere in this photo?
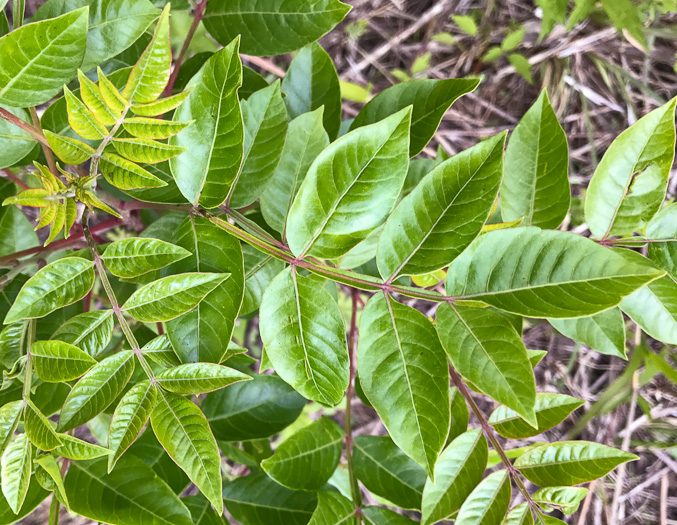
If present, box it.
[358,293,449,477]
[57,350,135,431]
[54,434,112,460]
[122,272,229,323]
[377,131,506,279]
[259,268,349,406]
[351,78,479,156]
[0,8,88,107]
[1,433,33,513]
[170,39,243,208]
[24,399,63,450]
[51,310,114,356]
[151,392,222,513]
[102,237,190,278]
[4,257,95,325]
[0,401,21,456]
[261,416,343,490]
[112,138,187,164]
[165,216,244,363]
[287,107,411,259]
[445,227,663,318]
[203,0,351,56]
[156,363,250,394]
[437,303,537,425]
[0,105,34,168]
[100,153,167,190]
[585,98,676,238]
[31,339,97,382]
[502,90,570,228]
[456,469,511,525]
[515,441,637,486]
[43,129,95,164]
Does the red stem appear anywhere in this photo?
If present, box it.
[164,0,208,96]
[1,169,29,190]
[0,107,49,147]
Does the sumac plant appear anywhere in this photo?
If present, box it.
[0,1,674,524]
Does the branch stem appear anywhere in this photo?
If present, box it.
[22,319,36,402]
[28,107,58,175]
[0,107,50,147]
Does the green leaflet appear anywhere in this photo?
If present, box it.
[35,0,159,72]
[31,339,97,382]
[1,433,33,513]
[108,380,157,472]
[0,478,47,523]
[259,267,349,406]
[170,39,243,208]
[98,67,127,114]
[362,507,418,525]
[78,68,116,125]
[43,130,95,164]
[533,486,588,515]
[122,272,230,323]
[0,322,24,369]
[261,417,343,490]
[358,293,449,478]
[456,469,511,525]
[502,90,570,229]
[514,441,637,486]
[584,97,676,238]
[24,399,63,450]
[102,237,190,278]
[141,334,181,367]
[51,310,114,356]
[3,257,95,325]
[0,105,35,168]
[122,118,191,140]
[100,153,168,190]
[549,307,626,358]
[155,363,251,394]
[57,350,135,431]
[260,108,329,234]
[64,86,109,140]
[351,78,480,156]
[122,4,171,104]
[241,242,286,315]
[132,90,192,117]
[202,373,306,441]
[489,393,584,439]
[112,138,187,164]
[0,401,22,456]
[151,391,223,513]
[185,494,228,525]
[64,455,193,525]
[437,304,537,425]
[421,429,488,525]
[445,227,663,318]
[54,434,111,461]
[308,491,356,525]
[646,203,677,279]
[203,0,351,56]
[377,131,506,279]
[621,275,677,344]
[353,435,427,510]
[281,43,342,140]
[34,454,69,509]
[229,81,288,208]
[165,216,244,364]
[222,472,317,525]
[0,8,88,107]
[287,107,412,259]
[503,503,534,525]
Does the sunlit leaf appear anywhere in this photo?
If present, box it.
[31,339,97,382]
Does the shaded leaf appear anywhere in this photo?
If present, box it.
[122,272,229,323]
[0,105,34,168]
[308,491,355,525]
[0,401,22,456]
[363,507,418,525]
[377,131,506,279]
[1,433,32,513]
[515,441,637,486]
[259,268,349,406]
[261,417,343,490]
[51,310,114,357]
[203,0,351,56]
[456,469,511,525]
[57,350,135,431]
[31,339,97,382]
[0,8,88,107]
[646,203,677,279]
[287,107,411,259]
[621,275,677,344]
[358,293,449,477]
[533,486,588,515]
[549,308,626,358]
[445,227,663,318]
[184,493,228,525]
[353,435,426,510]
[502,90,570,229]
[437,304,537,425]
[351,78,479,156]
[127,429,189,494]
[241,244,285,315]
[141,334,181,367]
[489,393,584,439]
[3,257,95,325]
[151,391,222,513]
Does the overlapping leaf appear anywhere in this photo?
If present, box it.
[24,399,63,450]
[377,131,506,279]
[309,491,355,525]
[646,203,677,279]
[0,401,22,456]
[455,469,511,525]
[549,307,626,358]
[621,275,677,344]
[51,310,114,356]
[1,433,33,513]
[533,486,588,515]
[287,107,412,259]
[0,105,37,167]
[141,334,181,368]
[445,227,663,318]
[31,340,97,382]
[64,86,109,139]
[259,267,349,406]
